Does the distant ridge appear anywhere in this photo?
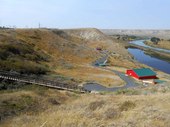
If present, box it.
[101,29,170,39]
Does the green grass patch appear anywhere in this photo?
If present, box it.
[145,50,170,63]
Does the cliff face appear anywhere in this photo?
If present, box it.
[63,28,111,41]
[63,28,131,57]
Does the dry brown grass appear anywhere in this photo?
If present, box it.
[56,65,125,87]
[1,91,170,127]
[108,56,138,69]
[0,28,133,87]
[1,29,170,127]
[0,29,112,86]
[0,85,77,124]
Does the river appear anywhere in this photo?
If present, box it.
[83,40,170,92]
[129,40,170,53]
[128,40,170,74]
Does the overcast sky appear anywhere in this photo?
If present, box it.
[0,0,170,29]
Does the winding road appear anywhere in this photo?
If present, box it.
[83,53,138,92]
[85,39,170,92]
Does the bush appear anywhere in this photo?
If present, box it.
[0,59,49,75]
[115,89,140,95]
[119,101,136,111]
[0,40,51,75]
[88,100,105,111]
[0,81,27,90]
[151,37,160,44]
[0,49,10,60]
[48,98,60,105]
[0,43,32,55]
[104,108,120,119]
[0,42,49,62]
[0,95,37,121]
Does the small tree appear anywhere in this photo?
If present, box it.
[151,37,160,45]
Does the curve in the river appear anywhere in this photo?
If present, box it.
[128,40,170,74]
[84,40,170,92]
[129,40,170,53]
[128,48,170,74]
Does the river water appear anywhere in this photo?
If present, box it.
[129,40,170,53]
[83,40,170,92]
[128,40,170,74]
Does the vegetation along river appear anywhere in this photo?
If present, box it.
[128,40,170,74]
[84,40,170,92]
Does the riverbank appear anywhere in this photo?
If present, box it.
[129,40,170,53]
[145,40,170,50]
[128,40,170,64]
[125,40,170,77]
[127,44,170,64]
[128,48,170,74]
[83,39,170,92]
[145,50,170,63]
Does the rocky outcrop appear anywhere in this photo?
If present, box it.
[63,28,111,41]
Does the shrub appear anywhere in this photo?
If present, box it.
[115,89,140,95]
[0,40,51,75]
[0,81,27,90]
[104,108,120,119]
[0,49,11,60]
[48,98,60,105]
[0,59,49,75]
[150,87,158,93]
[0,95,37,121]
[88,100,105,111]
[119,101,136,111]
[0,42,49,61]
[151,37,160,44]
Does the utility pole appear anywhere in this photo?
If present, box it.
[39,23,41,28]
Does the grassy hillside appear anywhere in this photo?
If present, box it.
[1,28,170,127]
[0,30,50,74]
[64,28,131,56]
[1,85,170,127]
[0,84,76,123]
[0,28,134,87]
